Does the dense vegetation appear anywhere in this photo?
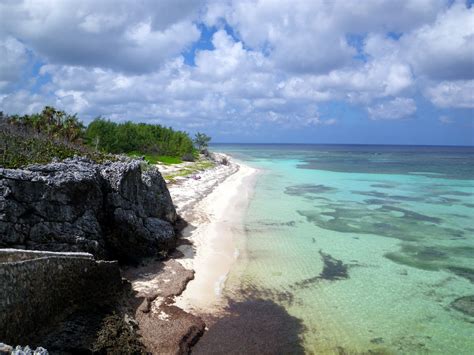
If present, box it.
[1,107,207,168]
[85,118,195,161]
[0,108,107,169]
[6,106,85,143]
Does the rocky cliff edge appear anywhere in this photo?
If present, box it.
[0,156,178,262]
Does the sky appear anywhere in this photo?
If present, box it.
[0,0,473,145]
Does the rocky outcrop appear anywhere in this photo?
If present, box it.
[123,258,205,354]
[0,157,178,261]
[0,344,48,354]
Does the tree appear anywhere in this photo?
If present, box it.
[193,132,211,152]
[6,106,85,143]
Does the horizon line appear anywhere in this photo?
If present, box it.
[210,142,474,148]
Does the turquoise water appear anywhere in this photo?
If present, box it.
[215,144,474,354]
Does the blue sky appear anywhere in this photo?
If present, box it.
[0,0,473,145]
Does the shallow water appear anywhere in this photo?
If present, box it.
[215,144,474,354]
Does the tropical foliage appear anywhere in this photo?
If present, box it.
[1,107,203,168]
[85,118,195,159]
[0,111,106,169]
[7,106,85,143]
[193,132,211,152]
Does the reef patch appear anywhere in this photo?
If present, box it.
[450,295,474,317]
[447,266,474,283]
[293,250,348,289]
[285,183,336,199]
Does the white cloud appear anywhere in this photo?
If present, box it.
[0,0,202,73]
[401,2,474,81]
[206,0,448,74]
[368,97,417,120]
[0,0,472,133]
[426,80,474,108]
[0,36,28,92]
[0,90,51,114]
[194,30,268,80]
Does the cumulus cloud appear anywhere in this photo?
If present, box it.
[401,2,474,81]
[368,98,417,120]
[0,36,29,92]
[0,90,52,114]
[425,80,474,108]
[0,0,202,73]
[205,0,447,74]
[0,0,472,134]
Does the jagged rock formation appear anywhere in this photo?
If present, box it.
[123,258,205,354]
[0,344,48,354]
[0,157,178,261]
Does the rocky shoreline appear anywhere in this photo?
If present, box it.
[0,153,238,353]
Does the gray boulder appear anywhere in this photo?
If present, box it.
[0,157,178,261]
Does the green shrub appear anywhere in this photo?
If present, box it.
[86,118,195,158]
[0,107,206,168]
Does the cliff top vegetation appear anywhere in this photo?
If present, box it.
[0,107,207,169]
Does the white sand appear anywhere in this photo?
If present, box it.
[168,155,258,313]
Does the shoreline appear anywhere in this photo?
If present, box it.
[122,153,259,352]
[170,154,258,313]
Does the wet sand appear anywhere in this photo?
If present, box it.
[171,155,258,312]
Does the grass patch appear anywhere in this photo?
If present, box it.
[164,159,216,184]
[193,160,214,170]
[154,155,182,164]
[127,152,182,165]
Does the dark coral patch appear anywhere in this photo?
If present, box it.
[447,267,474,283]
[352,190,424,203]
[371,183,396,189]
[441,191,472,197]
[285,184,336,199]
[450,295,474,317]
[293,250,348,289]
[319,250,349,281]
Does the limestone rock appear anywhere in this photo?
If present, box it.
[0,157,178,261]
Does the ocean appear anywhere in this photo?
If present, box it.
[212,144,474,354]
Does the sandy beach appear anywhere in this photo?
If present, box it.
[120,154,258,352]
[169,154,258,313]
